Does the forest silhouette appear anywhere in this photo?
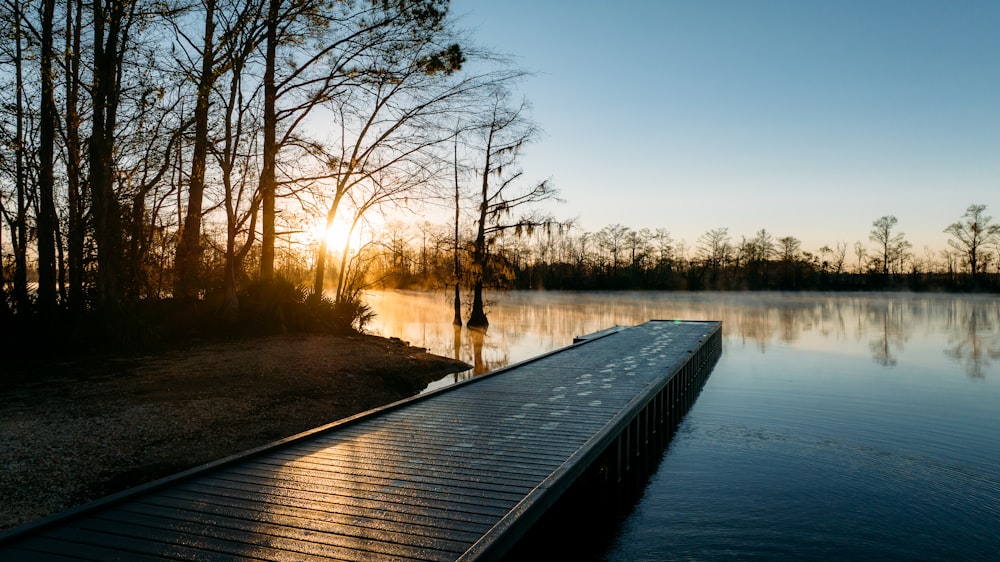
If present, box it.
[1,1,997,354]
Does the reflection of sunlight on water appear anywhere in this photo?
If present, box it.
[364,290,1000,387]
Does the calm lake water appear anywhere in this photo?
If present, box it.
[365,290,1000,561]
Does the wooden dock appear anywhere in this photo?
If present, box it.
[0,320,721,561]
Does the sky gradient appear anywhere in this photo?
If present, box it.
[451,0,999,255]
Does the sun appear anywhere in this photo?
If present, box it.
[308,213,382,254]
[327,221,355,251]
[305,218,344,248]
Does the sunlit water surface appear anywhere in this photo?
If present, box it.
[365,290,1000,561]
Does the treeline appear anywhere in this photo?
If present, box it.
[1,0,555,345]
[2,0,996,348]
[362,205,1000,294]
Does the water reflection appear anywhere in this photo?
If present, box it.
[943,298,1000,378]
[447,326,508,376]
[865,299,910,367]
[365,291,1000,380]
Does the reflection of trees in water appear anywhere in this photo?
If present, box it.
[735,306,773,352]
[368,291,1000,379]
[371,291,860,360]
[443,325,511,378]
[943,298,1000,378]
[464,327,507,376]
[775,300,826,344]
[864,299,911,367]
[818,297,847,340]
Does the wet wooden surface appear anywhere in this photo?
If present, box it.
[0,320,721,561]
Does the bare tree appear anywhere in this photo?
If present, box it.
[307,10,480,300]
[257,0,465,284]
[869,215,909,277]
[777,235,802,287]
[697,227,731,271]
[626,228,651,271]
[853,241,867,273]
[651,228,673,266]
[596,224,630,273]
[173,0,220,301]
[467,90,559,328]
[832,241,847,274]
[944,204,1000,281]
[747,228,775,285]
[89,0,148,311]
[778,236,801,262]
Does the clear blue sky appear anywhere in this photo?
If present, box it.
[450,0,1000,254]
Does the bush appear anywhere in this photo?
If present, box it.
[237,276,373,335]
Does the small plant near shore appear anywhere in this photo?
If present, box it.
[238,277,372,335]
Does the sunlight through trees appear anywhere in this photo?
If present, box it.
[0,0,996,346]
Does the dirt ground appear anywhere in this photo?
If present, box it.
[0,333,470,531]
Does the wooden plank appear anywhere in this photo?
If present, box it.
[215,465,527,507]
[30,526,262,562]
[240,457,535,498]
[108,502,472,556]
[225,461,531,499]
[166,482,499,529]
[88,508,465,561]
[5,537,173,561]
[282,434,578,466]
[248,454,540,494]
[193,472,513,518]
[132,493,486,544]
[270,443,562,479]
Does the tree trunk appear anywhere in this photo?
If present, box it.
[467,123,492,329]
[219,33,253,317]
[467,204,489,328]
[65,0,85,313]
[468,279,488,328]
[311,190,344,300]
[174,0,216,301]
[37,0,58,316]
[452,133,462,326]
[259,0,279,282]
[90,0,126,313]
[12,0,29,314]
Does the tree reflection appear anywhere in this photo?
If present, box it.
[367,291,999,380]
[469,327,489,375]
[866,300,910,367]
[447,324,507,377]
[943,300,1000,378]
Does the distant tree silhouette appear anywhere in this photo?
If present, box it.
[358,216,1000,296]
[596,224,630,275]
[870,215,910,278]
[748,229,776,287]
[697,228,731,288]
[778,236,802,288]
[945,204,1000,284]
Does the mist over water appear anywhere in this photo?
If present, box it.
[367,290,999,380]
[367,291,1000,560]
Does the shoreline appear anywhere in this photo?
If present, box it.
[0,332,470,531]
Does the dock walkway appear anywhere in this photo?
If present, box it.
[1,320,721,561]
